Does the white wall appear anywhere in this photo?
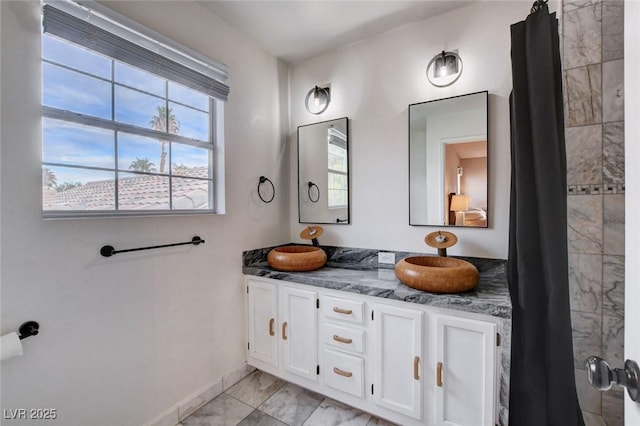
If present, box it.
[288,1,534,258]
[461,157,488,210]
[409,126,427,223]
[0,1,290,425]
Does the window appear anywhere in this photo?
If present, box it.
[41,2,228,217]
[327,127,348,209]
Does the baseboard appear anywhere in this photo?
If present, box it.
[144,406,180,426]
[177,379,224,421]
[145,361,256,426]
[222,361,256,391]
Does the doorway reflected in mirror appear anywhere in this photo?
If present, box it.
[409,91,488,227]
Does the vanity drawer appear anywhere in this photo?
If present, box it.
[322,323,365,354]
[322,295,364,324]
[322,348,364,398]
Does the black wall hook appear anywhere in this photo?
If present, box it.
[258,176,275,203]
[18,321,40,340]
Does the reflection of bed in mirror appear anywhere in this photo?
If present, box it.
[461,208,487,227]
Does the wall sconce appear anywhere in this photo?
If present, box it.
[305,85,330,114]
[426,50,463,87]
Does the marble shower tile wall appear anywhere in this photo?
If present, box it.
[563,1,624,425]
[564,2,602,68]
[565,64,602,126]
[603,122,624,183]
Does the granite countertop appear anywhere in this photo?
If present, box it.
[243,245,512,319]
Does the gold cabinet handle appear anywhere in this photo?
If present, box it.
[414,356,420,380]
[282,322,288,340]
[268,318,275,336]
[332,335,353,344]
[333,367,353,378]
[333,307,353,315]
[437,362,443,387]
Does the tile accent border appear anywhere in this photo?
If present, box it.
[567,183,625,195]
[145,362,256,426]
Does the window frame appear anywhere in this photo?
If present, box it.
[41,2,227,218]
[327,143,348,210]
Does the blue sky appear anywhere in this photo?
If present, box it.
[42,34,211,186]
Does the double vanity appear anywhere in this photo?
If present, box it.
[244,90,506,425]
[243,245,511,426]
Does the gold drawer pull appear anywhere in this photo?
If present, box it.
[333,335,353,344]
[269,318,275,336]
[333,367,353,378]
[333,307,353,315]
[282,322,288,340]
[437,362,443,387]
[414,356,420,380]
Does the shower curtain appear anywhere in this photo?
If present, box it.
[508,2,584,426]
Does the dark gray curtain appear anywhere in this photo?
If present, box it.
[508,3,584,426]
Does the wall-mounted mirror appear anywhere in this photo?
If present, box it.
[409,91,488,227]
[298,117,349,224]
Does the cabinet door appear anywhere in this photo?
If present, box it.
[247,280,279,368]
[373,303,423,420]
[280,286,318,382]
[434,315,496,426]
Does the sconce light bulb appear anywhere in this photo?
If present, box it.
[313,86,323,107]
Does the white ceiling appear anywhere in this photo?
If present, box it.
[197,1,474,64]
[450,141,487,159]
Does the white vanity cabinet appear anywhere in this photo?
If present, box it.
[433,314,497,426]
[247,279,279,368]
[247,279,319,384]
[319,294,367,399]
[372,303,424,420]
[280,286,318,382]
[246,276,502,426]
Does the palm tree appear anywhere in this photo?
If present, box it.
[149,105,180,173]
[55,181,83,192]
[43,167,57,189]
[172,163,189,176]
[129,157,157,173]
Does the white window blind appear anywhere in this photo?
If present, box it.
[42,1,230,102]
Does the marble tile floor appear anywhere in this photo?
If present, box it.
[181,369,395,426]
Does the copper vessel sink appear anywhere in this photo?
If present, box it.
[267,246,327,272]
[395,256,478,293]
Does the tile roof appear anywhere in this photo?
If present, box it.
[43,167,210,211]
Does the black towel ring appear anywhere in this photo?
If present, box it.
[258,176,275,203]
[308,181,320,203]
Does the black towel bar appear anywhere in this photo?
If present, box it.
[101,236,205,257]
